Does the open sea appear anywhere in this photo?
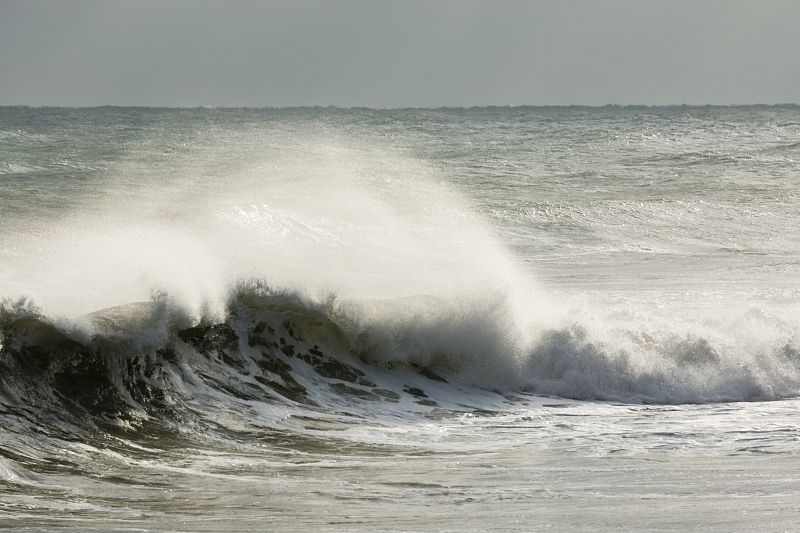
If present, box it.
[1,105,799,531]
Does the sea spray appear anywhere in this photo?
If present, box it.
[1,132,542,328]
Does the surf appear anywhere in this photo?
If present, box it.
[1,114,799,419]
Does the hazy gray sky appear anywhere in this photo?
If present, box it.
[1,0,799,107]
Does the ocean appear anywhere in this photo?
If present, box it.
[1,105,799,531]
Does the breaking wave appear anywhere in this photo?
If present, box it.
[3,281,799,440]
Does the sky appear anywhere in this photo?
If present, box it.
[1,0,799,107]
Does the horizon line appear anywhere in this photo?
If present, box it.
[1,103,799,111]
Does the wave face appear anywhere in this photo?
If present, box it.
[2,282,798,443]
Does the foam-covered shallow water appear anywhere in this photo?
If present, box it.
[1,106,799,531]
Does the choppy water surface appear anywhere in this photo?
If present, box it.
[1,106,799,531]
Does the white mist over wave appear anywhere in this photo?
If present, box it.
[1,131,547,331]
